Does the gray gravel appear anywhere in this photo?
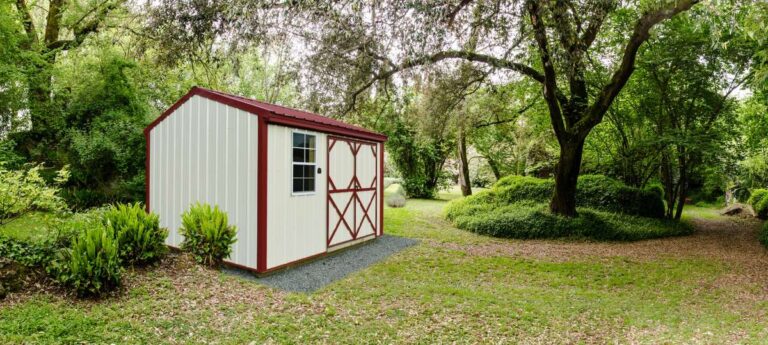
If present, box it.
[224,235,418,293]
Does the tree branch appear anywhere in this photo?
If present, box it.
[577,0,701,134]
[445,0,474,27]
[526,0,567,140]
[14,0,38,47]
[344,50,546,113]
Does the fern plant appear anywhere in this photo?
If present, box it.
[179,203,237,267]
[49,223,122,297]
[103,203,168,265]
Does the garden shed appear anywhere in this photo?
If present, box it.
[145,87,387,273]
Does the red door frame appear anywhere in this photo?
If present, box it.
[326,136,379,248]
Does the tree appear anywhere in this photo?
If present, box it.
[11,0,122,147]
[293,0,700,216]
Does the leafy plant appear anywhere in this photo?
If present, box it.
[179,203,237,267]
[0,164,69,224]
[49,223,122,297]
[748,189,768,219]
[103,203,167,266]
[0,235,58,267]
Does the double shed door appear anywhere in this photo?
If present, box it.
[326,136,378,248]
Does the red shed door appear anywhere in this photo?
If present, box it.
[327,136,378,248]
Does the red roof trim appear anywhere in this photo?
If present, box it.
[144,87,387,142]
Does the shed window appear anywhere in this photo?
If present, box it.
[292,132,316,193]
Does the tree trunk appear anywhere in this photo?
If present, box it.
[486,156,502,180]
[674,154,687,220]
[457,129,472,196]
[549,136,585,217]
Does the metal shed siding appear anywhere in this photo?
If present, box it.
[149,95,259,269]
[265,124,328,269]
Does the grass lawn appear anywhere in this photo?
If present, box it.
[0,212,60,242]
[1,188,767,343]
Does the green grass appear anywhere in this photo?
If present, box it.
[1,189,767,343]
[681,204,727,221]
[0,212,59,242]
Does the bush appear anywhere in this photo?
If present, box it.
[49,223,122,297]
[748,189,768,219]
[103,203,167,266]
[760,222,768,248]
[0,165,69,224]
[180,203,237,267]
[447,201,692,241]
[386,194,406,208]
[460,175,665,219]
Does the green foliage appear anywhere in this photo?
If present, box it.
[461,175,665,218]
[760,222,768,248]
[446,201,691,241]
[49,223,122,297]
[387,118,452,198]
[748,189,768,219]
[180,203,237,267]
[0,165,69,224]
[103,203,167,266]
[60,55,148,208]
[0,235,58,268]
[445,175,676,240]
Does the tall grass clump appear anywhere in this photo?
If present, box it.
[180,203,237,267]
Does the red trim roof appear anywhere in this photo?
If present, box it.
[145,86,387,142]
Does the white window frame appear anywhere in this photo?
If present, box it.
[291,130,317,196]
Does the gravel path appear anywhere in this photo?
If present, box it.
[225,235,418,293]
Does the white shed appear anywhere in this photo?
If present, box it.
[144,87,387,273]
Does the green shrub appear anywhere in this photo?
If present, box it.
[748,189,768,219]
[103,203,167,266]
[448,201,692,241]
[180,203,237,267]
[49,223,122,297]
[0,165,69,224]
[760,222,768,248]
[453,175,665,219]
[645,183,665,199]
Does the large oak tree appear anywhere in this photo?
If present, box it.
[295,0,700,216]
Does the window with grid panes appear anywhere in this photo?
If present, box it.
[292,132,316,193]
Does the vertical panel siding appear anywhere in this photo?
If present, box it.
[149,95,258,269]
[266,125,327,269]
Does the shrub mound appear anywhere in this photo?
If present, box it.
[748,189,768,219]
[445,175,689,241]
[103,203,167,265]
[180,203,237,267]
[446,201,691,241]
[481,175,665,218]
